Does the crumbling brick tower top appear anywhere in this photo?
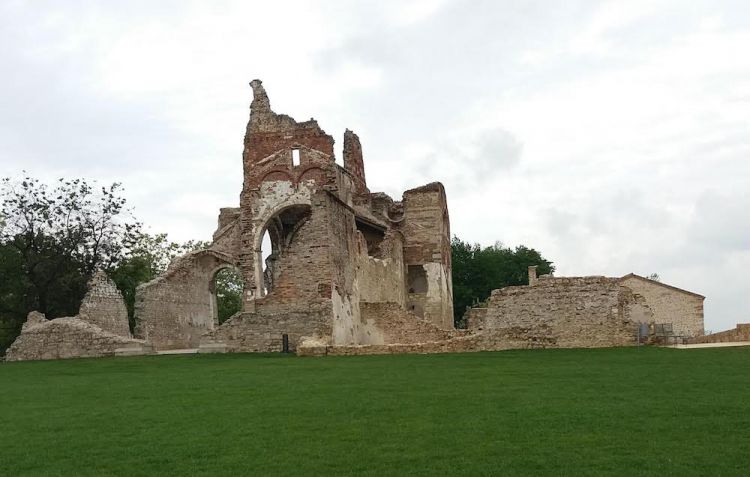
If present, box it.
[233,79,453,331]
[237,80,372,306]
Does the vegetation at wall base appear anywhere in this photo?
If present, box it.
[1,347,748,476]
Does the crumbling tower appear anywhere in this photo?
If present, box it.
[135,80,454,351]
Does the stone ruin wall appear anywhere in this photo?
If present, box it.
[78,270,131,337]
[465,276,649,349]
[211,207,242,254]
[134,250,237,350]
[298,276,653,357]
[618,274,704,337]
[6,273,145,361]
[358,303,462,345]
[201,307,332,353]
[687,323,750,344]
[401,184,454,330]
[355,230,407,308]
[5,313,145,361]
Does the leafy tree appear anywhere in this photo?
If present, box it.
[0,176,141,351]
[214,268,243,324]
[451,236,554,327]
[0,176,140,318]
[0,244,28,353]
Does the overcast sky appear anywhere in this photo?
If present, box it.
[1,0,748,332]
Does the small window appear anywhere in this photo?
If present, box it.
[292,148,301,167]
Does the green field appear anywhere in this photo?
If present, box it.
[1,347,749,476]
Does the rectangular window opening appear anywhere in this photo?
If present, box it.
[292,148,301,167]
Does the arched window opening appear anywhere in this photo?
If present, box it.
[213,267,244,324]
[261,229,274,296]
[256,204,312,298]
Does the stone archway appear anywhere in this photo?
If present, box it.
[210,265,244,325]
[253,204,312,298]
[134,249,241,350]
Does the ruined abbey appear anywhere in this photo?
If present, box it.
[6,80,709,361]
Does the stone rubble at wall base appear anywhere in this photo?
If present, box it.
[5,272,150,361]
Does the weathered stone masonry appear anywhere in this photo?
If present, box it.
[6,272,146,361]
[618,273,704,338]
[465,274,652,349]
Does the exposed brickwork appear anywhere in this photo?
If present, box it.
[343,129,367,193]
[211,207,241,254]
[399,183,453,329]
[355,231,407,307]
[359,303,461,344]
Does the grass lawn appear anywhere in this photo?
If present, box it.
[1,347,749,476]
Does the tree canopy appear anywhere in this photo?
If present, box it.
[451,236,554,327]
[0,176,140,321]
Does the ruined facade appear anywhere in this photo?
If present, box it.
[134,79,454,353]
[5,81,710,361]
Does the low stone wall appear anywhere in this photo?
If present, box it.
[359,302,460,345]
[298,324,641,357]
[201,306,332,352]
[5,312,146,362]
[688,324,750,344]
[466,277,646,348]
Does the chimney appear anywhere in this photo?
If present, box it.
[528,266,538,286]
